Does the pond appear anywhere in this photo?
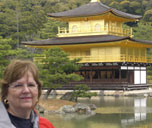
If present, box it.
[43,96,152,128]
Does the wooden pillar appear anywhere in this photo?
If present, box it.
[90,64,93,82]
[112,68,114,82]
[89,71,92,82]
[119,67,121,81]
[127,67,129,84]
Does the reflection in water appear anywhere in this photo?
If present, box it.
[44,96,152,128]
[45,114,121,128]
[121,98,147,127]
[134,98,146,121]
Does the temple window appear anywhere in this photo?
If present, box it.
[107,71,112,79]
[104,21,108,30]
[121,70,127,79]
[114,69,119,79]
[86,50,90,56]
[93,70,99,79]
[100,71,107,79]
[94,24,101,32]
[72,25,78,33]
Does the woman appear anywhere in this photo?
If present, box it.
[0,60,54,128]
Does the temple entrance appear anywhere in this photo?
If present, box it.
[128,71,134,84]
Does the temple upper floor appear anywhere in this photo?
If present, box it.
[48,0,141,37]
[57,19,132,37]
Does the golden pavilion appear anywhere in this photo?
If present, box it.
[22,0,152,90]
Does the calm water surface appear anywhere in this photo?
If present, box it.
[44,96,152,128]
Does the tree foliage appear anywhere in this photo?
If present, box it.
[0,0,152,42]
[37,47,83,89]
[72,84,97,102]
[0,36,34,78]
[133,21,152,40]
[1,0,152,84]
[0,36,16,78]
[0,0,47,43]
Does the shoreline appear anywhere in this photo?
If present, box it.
[38,88,152,114]
[45,88,152,97]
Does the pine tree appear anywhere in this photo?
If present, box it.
[36,47,83,99]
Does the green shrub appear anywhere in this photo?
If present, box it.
[72,84,97,102]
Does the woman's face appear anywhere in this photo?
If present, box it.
[7,71,38,111]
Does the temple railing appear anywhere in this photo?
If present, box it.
[34,54,152,64]
[69,54,152,63]
[57,26,132,37]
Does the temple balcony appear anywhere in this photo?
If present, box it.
[34,54,152,64]
[57,26,132,37]
[69,54,152,63]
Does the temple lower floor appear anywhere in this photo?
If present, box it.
[62,63,149,90]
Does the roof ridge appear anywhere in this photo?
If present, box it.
[99,1,110,10]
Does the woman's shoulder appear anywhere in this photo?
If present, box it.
[39,116,54,128]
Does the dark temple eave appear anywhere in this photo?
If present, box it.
[22,35,152,46]
[48,2,142,20]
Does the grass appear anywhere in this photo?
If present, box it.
[39,98,76,111]
[95,107,134,114]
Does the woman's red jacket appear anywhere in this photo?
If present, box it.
[39,116,55,128]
